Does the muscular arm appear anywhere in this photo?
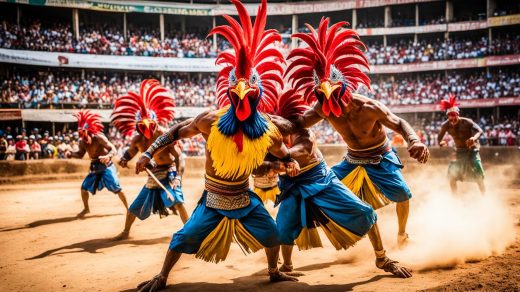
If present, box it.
[170,143,185,178]
[470,120,484,140]
[437,122,448,145]
[288,130,314,162]
[292,105,324,129]
[121,135,140,162]
[143,117,198,158]
[97,134,118,158]
[70,139,87,159]
[369,101,419,145]
[368,100,429,163]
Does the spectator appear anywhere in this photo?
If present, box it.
[15,135,29,160]
[28,135,41,160]
[5,136,16,160]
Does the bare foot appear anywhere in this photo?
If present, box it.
[279,264,305,276]
[376,256,412,278]
[76,209,90,218]
[397,232,409,249]
[113,231,129,241]
[269,270,299,282]
[137,274,167,292]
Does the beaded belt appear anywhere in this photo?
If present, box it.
[344,139,391,165]
[205,175,250,210]
[145,165,175,189]
[253,175,278,189]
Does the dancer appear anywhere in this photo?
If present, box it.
[111,79,189,240]
[254,89,376,273]
[437,94,485,194]
[70,110,128,217]
[285,18,429,277]
[134,1,300,290]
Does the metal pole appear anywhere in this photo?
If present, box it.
[160,14,165,42]
[291,14,298,49]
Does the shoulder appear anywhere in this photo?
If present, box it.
[441,120,450,128]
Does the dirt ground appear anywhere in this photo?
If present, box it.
[0,165,519,292]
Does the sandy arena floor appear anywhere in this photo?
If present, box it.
[0,165,519,291]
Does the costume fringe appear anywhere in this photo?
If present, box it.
[196,217,263,263]
[320,213,363,250]
[207,107,280,180]
[254,186,279,204]
[295,227,323,250]
[341,165,391,210]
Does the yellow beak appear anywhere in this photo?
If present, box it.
[231,80,253,100]
[318,81,340,100]
[139,119,150,128]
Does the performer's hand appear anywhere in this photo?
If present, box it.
[135,155,151,174]
[408,141,429,164]
[118,159,128,168]
[171,178,181,189]
[465,137,476,148]
[439,141,447,147]
[99,155,112,166]
[285,160,300,177]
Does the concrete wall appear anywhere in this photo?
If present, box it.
[1,146,518,180]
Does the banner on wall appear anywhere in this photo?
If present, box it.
[0,49,219,72]
[388,97,520,113]
[2,0,437,16]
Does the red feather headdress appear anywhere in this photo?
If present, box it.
[74,109,103,135]
[111,79,175,138]
[276,88,310,120]
[209,0,285,116]
[285,17,370,117]
[440,93,460,115]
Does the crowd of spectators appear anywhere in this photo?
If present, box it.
[0,20,228,58]
[1,112,518,161]
[0,72,217,108]
[0,124,208,160]
[2,69,518,109]
[364,70,520,106]
[364,35,520,65]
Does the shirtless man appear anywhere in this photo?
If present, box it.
[254,90,376,273]
[285,18,429,277]
[437,95,485,194]
[111,79,189,240]
[71,110,128,218]
[132,1,300,290]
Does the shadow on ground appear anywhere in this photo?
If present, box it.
[0,213,122,232]
[26,236,170,260]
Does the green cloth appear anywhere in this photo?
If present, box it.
[448,149,485,182]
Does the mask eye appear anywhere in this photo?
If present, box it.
[228,68,237,86]
[329,65,342,83]
[249,69,260,85]
[313,70,319,85]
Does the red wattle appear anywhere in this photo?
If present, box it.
[236,98,251,121]
[233,128,244,152]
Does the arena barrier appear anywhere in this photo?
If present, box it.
[1,146,519,183]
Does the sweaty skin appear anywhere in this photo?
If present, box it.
[290,93,422,278]
[114,127,189,240]
[437,115,485,194]
[71,133,128,218]
[437,117,483,149]
[134,110,300,291]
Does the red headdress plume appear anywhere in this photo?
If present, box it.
[285,17,370,117]
[276,88,310,120]
[209,0,285,120]
[440,93,460,115]
[111,79,175,139]
[74,109,103,135]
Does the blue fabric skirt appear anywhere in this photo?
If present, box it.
[81,162,122,194]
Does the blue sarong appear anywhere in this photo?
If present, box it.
[129,170,185,220]
[276,161,376,250]
[81,160,122,194]
[169,180,278,263]
[332,148,412,210]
